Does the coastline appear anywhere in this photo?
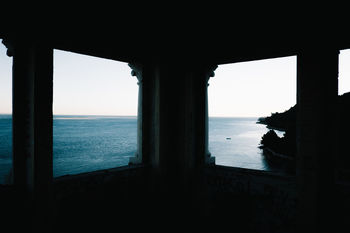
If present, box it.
[256,121,286,132]
[262,147,294,161]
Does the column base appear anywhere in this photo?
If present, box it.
[205,153,215,165]
[129,153,142,165]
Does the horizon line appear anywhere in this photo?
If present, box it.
[0,113,263,118]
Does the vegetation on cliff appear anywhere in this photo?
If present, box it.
[258,105,297,159]
[259,129,296,157]
[258,92,350,170]
[257,105,296,131]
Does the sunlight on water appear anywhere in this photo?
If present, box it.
[209,117,281,172]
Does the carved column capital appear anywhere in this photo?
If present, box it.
[128,63,143,83]
[128,62,144,165]
[2,39,14,57]
[200,64,218,85]
[205,64,218,79]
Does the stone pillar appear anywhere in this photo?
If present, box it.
[33,44,54,233]
[296,49,338,232]
[204,66,217,164]
[4,39,53,232]
[129,63,143,164]
[130,61,218,231]
[148,62,217,172]
[190,64,217,165]
[7,40,35,191]
[141,62,218,179]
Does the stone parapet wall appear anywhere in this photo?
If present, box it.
[204,165,297,233]
[53,164,148,200]
[52,164,150,232]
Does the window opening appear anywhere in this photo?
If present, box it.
[53,50,138,177]
[208,56,296,174]
[337,49,350,181]
[0,39,13,184]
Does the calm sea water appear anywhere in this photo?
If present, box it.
[53,115,137,177]
[0,115,281,184]
[0,115,12,184]
[209,117,283,171]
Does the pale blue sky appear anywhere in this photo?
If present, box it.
[0,41,12,114]
[1,40,350,117]
[53,50,138,116]
[209,56,296,117]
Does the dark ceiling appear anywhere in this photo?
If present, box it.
[2,22,349,65]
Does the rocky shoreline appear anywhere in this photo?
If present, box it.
[258,107,296,172]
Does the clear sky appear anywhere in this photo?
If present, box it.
[209,56,296,117]
[53,50,138,116]
[0,41,12,114]
[1,39,350,117]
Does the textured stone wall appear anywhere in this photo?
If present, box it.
[52,165,149,232]
[2,163,347,232]
[204,165,297,233]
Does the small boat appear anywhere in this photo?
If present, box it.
[226,137,231,140]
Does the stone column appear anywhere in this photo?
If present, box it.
[129,63,143,164]
[144,62,218,229]
[296,49,338,232]
[4,39,53,232]
[33,44,54,233]
[190,64,217,165]
[6,40,36,191]
[204,65,217,164]
[138,62,218,171]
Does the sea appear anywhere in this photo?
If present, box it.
[0,114,284,184]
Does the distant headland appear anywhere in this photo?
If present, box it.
[257,105,296,173]
[257,105,296,132]
[258,92,350,172]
